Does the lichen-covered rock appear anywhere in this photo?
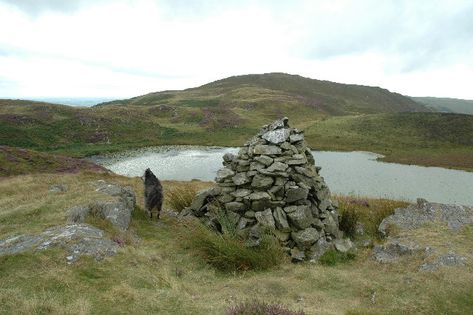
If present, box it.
[0,224,118,263]
[183,117,346,261]
[255,209,276,228]
[66,181,136,231]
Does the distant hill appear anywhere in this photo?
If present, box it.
[99,73,428,115]
[412,97,473,115]
[1,97,472,171]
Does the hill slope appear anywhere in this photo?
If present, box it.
[412,96,473,115]
[1,98,472,170]
[99,73,428,115]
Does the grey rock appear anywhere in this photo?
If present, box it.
[334,239,354,253]
[373,239,423,263]
[231,189,252,198]
[267,117,289,130]
[286,187,309,203]
[323,213,341,238]
[217,194,235,204]
[215,168,235,182]
[0,224,118,263]
[266,161,288,173]
[255,155,273,166]
[244,211,256,218]
[250,161,266,171]
[289,133,304,143]
[92,201,131,231]
[309,238,332,261]
[232,173,251,186]
[251,174,274,189]
[252,200,272,212]
[290,247,306,262]
[247,191,271,201]
[262,128,291,144]
[379,199,473,236]
[237,217,255,230]
[253,145,282,155]
[294,166,316,178]
[223,153,236,163]
[291,227,320,249]
[255,209,276,228]
[273,207,291,232]
[49,184,67,193]
[420,253,467,271]
[190,188,215,213]
[225,202,247,213]
[287,206,313,229]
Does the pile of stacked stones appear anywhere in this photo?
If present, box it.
[184,117,349,261]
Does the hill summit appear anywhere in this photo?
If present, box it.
[98,72,427,115]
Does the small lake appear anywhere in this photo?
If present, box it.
[92,146,473,205]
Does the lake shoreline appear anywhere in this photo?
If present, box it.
[92,145,473,205]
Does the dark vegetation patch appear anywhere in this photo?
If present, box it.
[0,146,106,176]
[319,249,356,266]
[179,221,285,272]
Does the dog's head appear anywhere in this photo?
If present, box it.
[141,168,151,182]
[142,168,159,184]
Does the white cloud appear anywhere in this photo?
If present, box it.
[0,0,472,98]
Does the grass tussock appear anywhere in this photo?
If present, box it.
[165,183,197,212]
[226,300,305,315]
[319,249,356,266]
[335,196,409,239]
[1,173,472,314]
[180,221,285,272]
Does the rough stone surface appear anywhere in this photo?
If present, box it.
[183,118,346,261]
[373,239,424,263]
[420,253,467,271]
[66,181,136,231]
[255,209,276,228]
[0,224,118,263]
[49,184,68,193]
[373,198,472,270]
[379,198,473,236]
[253,145,282,155]
[262,128,291,144]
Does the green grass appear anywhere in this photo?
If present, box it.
[0,173,472,314]
[180,221,285,272]
[1,73,472,171]
[413,96,473,115]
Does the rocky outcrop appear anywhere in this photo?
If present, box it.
[183,118,349,261]
[0,224,119,263]
[374,198,472,271]
[65,181,136,230]
[379,198,473,236]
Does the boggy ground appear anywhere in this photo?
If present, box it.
[0,172,472,314]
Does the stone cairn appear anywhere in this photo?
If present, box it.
[183,117,349,261]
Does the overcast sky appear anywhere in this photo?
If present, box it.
[0,0,472,99]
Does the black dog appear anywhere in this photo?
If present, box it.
[142,168,163,220]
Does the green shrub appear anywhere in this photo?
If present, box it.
[181,222,285,272]
[226,300,305,315]
[319,249,356,266]
[166,185,197,212]
[339,206,360,239]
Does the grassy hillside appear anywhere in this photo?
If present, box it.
[0,146,106,177]
[1,98,472,171]
[413,96,473,115]
[101,73,427,115]
[1,172,472,314]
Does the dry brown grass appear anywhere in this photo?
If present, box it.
[0,173,472,314]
